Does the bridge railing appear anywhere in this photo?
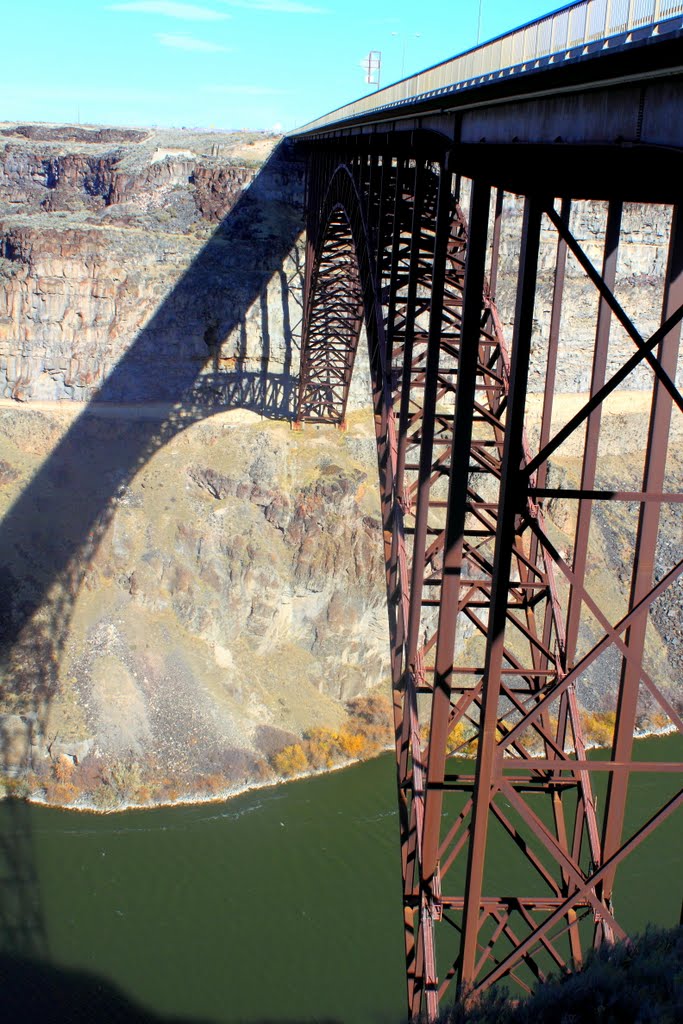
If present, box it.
[294,0,683,134]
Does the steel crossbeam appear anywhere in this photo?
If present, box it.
[295,135,683,1020]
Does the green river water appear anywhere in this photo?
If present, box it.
[1,735,681,1023]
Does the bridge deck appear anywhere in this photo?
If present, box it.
[294,0,683,140]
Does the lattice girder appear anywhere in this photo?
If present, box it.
[297,137,683,1021]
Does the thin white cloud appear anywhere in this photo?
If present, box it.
[202,84,288,94]
[0,82,179,103]
[158,32,231,50]
[108,2,230,20]
[218,0,327,13]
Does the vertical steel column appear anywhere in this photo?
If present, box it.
[380,154,435,1017]
[459,196,544,992]
[563,202,624,940]
[421,178,491,889]
[564,202,623,685]
[384,155,407,370]
[601,205,683,899]
[488,188,504,299]
[395,160,427,503]
[405,160,453,1022]
[405,164,452,672]
[530,195,586,967]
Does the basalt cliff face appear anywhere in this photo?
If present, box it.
[0,123,679,809]
[0,124,310,407]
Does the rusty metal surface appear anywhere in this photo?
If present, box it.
[296,134,683,1019]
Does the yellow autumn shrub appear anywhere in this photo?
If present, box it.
[305,727,339,769]
[273,743,309,776]
[583,710,617,748]
[336,728,367,759]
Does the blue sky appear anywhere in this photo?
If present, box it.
[4,1,562,132]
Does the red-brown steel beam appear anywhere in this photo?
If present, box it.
[459,195,544,991]
[600,205,683,903]
[422,176,492,905]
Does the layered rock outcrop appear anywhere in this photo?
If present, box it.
[0,125,305,405]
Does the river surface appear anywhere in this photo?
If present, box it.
[1,736,681,1023]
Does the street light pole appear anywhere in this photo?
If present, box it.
[390,31,421,79]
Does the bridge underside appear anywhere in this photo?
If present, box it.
[295,132,683,1019]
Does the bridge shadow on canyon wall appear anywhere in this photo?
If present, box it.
[0,139,305,757]
[0,141,305,970]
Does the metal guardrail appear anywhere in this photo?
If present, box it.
[294,0,683,134]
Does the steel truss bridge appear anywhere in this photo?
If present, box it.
[291,1,683,1018]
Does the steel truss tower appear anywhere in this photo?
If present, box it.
[296,134,683,1019]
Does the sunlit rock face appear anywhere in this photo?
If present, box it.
[0,125,304,405]
[0,123,679,808]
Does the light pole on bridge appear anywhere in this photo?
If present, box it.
[390,31,422,80]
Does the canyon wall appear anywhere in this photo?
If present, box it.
[0,125,307,407]
[3,126,676,409]
[0,125,388,806]
[0,124,679,808]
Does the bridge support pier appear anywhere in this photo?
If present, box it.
[296,133,683,1019]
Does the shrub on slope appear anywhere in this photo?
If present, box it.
[433,926,683,1024]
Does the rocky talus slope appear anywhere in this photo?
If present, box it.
[0,403,389,806]
[0,123,679,808]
